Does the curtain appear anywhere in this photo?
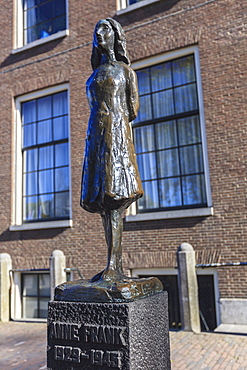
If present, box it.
[24,0,37,43]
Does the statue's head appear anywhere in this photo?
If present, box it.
[91,18,130,70]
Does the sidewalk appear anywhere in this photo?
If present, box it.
[170,330,247,369]
[1,321,247,369]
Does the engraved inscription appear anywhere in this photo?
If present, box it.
[50,322,126,345]
[90,349,121,367]
[83,325,126,345]
[54,346,121,368]
[50,323,80,341]
[55,345,81,363]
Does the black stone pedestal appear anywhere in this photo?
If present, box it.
[47,291,170,370]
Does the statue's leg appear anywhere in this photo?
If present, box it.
[101,209,124,281]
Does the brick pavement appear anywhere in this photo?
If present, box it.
[1,322,247,369]
[170,331,247,369]
[0,321,47,370]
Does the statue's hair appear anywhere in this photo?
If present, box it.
[91,18,130,70]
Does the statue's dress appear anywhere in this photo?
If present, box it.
[81,61,143,214]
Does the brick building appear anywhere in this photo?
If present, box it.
[0,0,246,329]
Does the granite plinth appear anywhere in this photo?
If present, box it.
[47,291,170,370]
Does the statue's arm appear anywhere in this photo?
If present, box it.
[127,67,139,122]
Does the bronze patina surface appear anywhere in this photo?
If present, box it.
[55,18,163,302]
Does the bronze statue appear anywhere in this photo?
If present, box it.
[55,19,163,302]
[81,18,143,282]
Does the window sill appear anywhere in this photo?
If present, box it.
[12,29,69,54]
[13,318,47,323]
[116,0,160,15]
[126,207,214,222]
[9,219,73,231]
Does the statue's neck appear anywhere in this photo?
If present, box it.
[101,50,116,64]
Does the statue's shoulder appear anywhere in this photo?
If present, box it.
[118,62,136,78]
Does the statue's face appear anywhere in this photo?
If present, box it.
[95,20,114,52]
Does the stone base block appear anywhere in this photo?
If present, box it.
[47,291,170,370]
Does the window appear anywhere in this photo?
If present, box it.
[117,0,160,12]
[15,0,68,49]
[127,0,143,4]
[11,85,72,230]
[22,272,50,319]
[129,47,212,219]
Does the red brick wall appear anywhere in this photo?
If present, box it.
[0,0,246,299]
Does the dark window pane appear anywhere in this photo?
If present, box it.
[129,0,144,4]
[178,116,201,145]
[37,96,52,120]
[54,16,66,33]
[55,143,69,167]
[39,169,54,194]
[55,167,69,191]
[138,181,159,210]
[23,123,36,147]
[23,196,38,221]
[37,1,53,23]
[26,26,38,43]
[24,0,45,10]
[39,146,54,170]
[136,69,151,95]
[153,90,174,119]
[39,274,50,296]
[135,95,152,123]
[22,274,38,296]
[182,174,206,205]
[180,144,203,175]
[54,0,66,17]
[134,125,155,153]
[53,116,68,140]
[53,92,68,116]
[24,0,36,10]
[159,178,182,207]
[39,193,54,218]
[22,297,38,318]
[23,172,38,196]
[22,101,36,124]
[37,119,52,144]
[23,149,38,173]
[55,191,70,217]
[39,298,49,318]
[174,83,198,114]
[37,0,50,4]
[156,121,177,150]
[137,153,157,181]
[25,8,38,28]
[172,55,196,86]
[151,62,172,92]
[157,149,180,178]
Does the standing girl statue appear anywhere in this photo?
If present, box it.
[55,19,162,301]
[81,18,143,283]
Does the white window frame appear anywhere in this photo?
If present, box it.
[13,0,69,53]
[117,0,160,13]
[126,46,213,222]
[10,84,72,231]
